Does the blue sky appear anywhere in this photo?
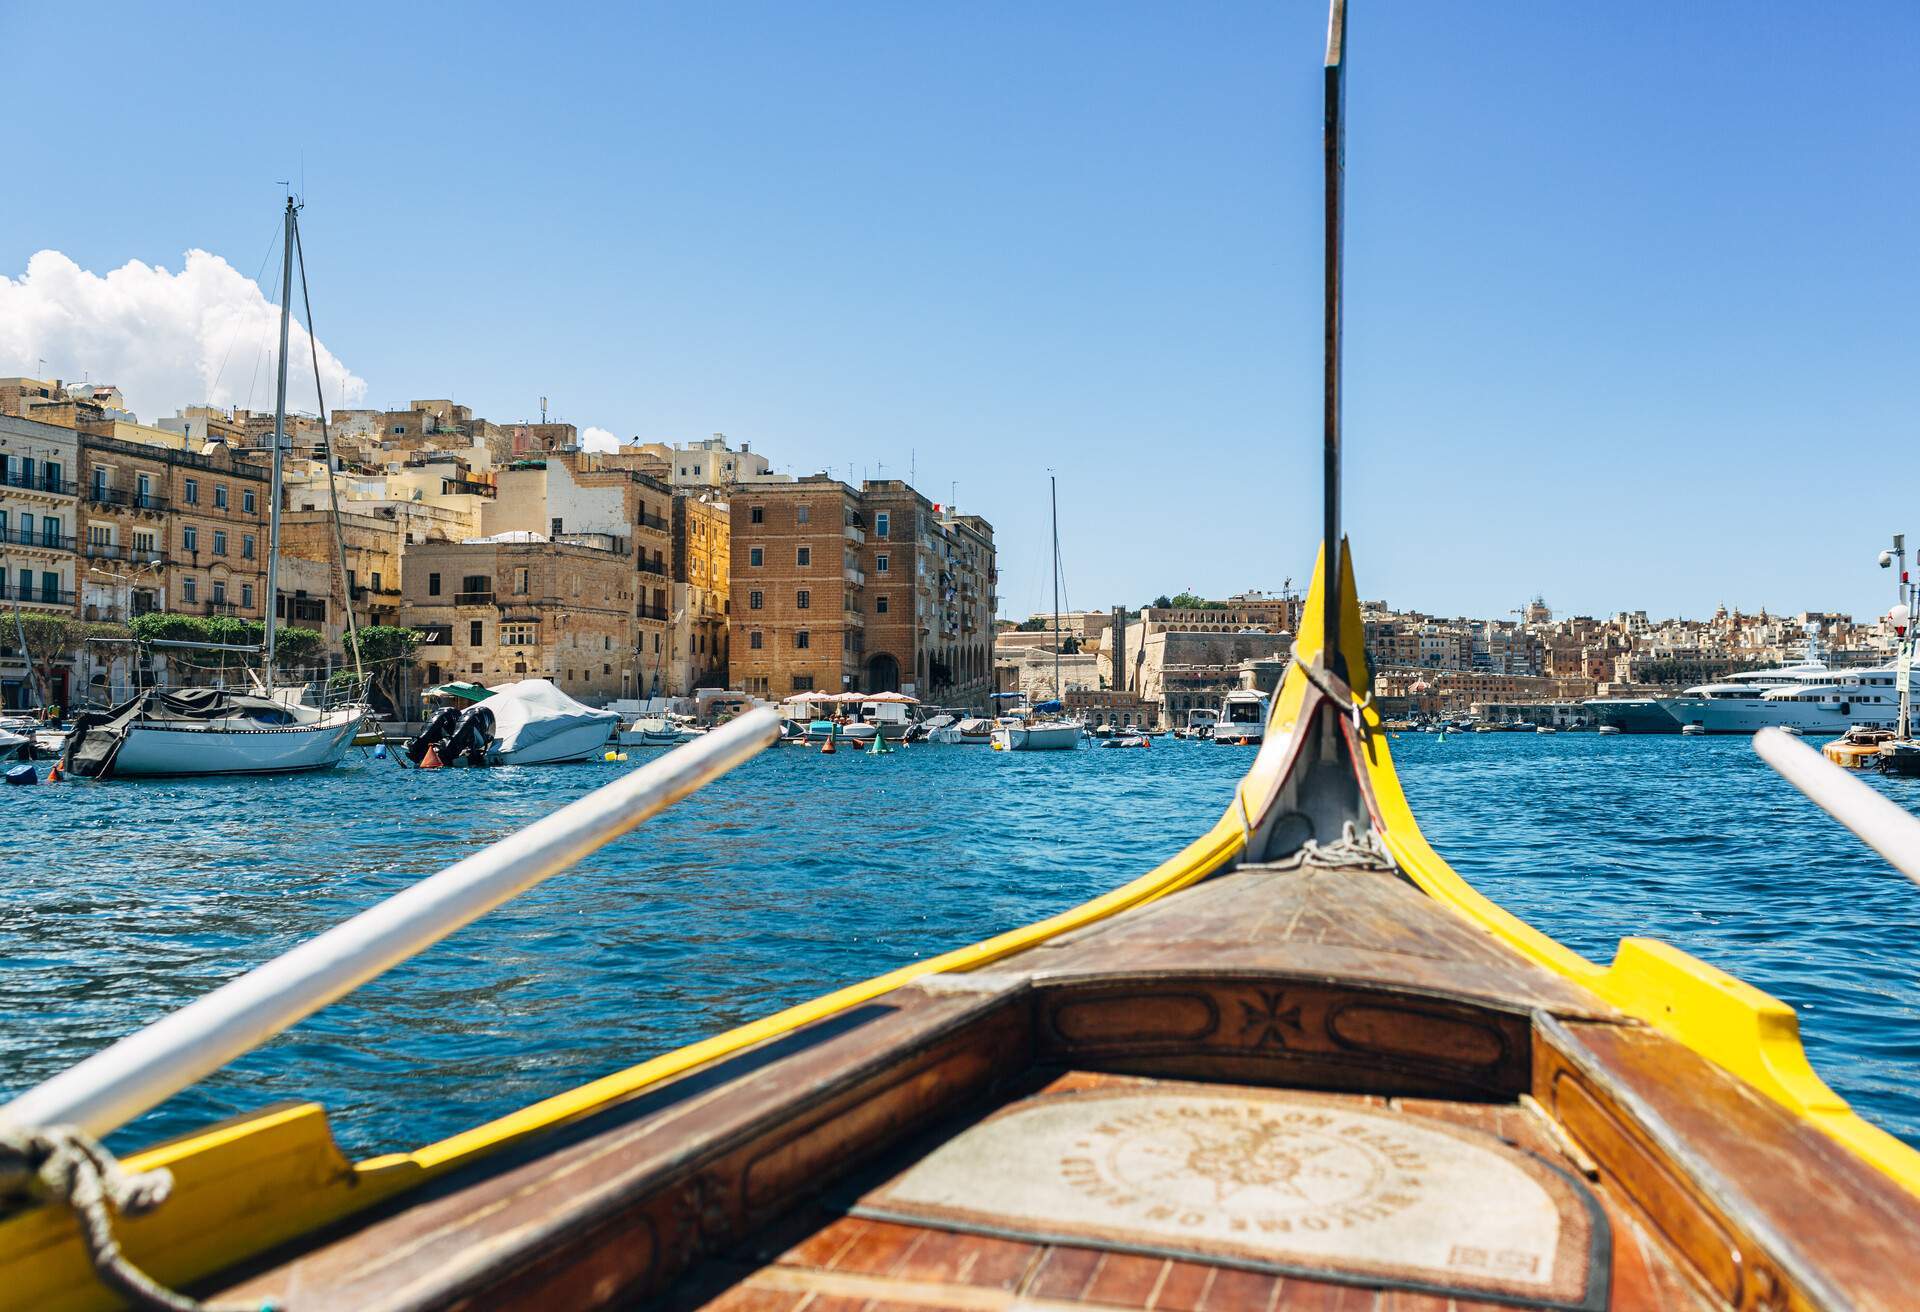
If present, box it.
[2,2,1914,624]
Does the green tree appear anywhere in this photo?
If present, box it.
[349,626,422,712]
[1151,595,1172,609]
[126,612,324,680]
[1014,617,1049,632]
[9,614,126,711]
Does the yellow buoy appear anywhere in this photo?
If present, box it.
[604,750,620,762]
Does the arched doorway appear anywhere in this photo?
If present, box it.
[866,652,901,693]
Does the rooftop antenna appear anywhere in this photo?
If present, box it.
[1321,0,1347,678]
[540,396,548,424]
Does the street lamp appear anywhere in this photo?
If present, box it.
[1885,535,1912,741]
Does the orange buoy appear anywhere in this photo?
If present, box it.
[821,739,836,755]
[421,745,445,769]
[46,763,63,782]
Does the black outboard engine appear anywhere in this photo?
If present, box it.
[406,706,462,764]
[445,705,496,767]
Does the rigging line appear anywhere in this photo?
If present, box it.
[292,211,364,685]
[241,228,280,418]
[206,212,284,407]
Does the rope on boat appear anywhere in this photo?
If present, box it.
[1264,820,1393,872]
[1293,654,1374,735]
[0,1122,265,1312]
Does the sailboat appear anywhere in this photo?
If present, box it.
[60,199,368,778]
[9,8,1920,1308]
[991,474,1085,751]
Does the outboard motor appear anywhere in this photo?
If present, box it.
[445,705,497,767]
[406,706,462,764]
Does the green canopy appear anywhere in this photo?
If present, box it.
[424,681,493,705]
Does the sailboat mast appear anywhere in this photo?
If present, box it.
[263,196,295,679]
[1051,474,1061,700]
[1321,0,1347,676]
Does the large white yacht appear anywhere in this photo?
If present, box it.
[1658,660,1915,735]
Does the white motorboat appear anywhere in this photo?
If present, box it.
[1658,662,1917,735]
[619,715,703,748]
[990,716,1084,751]
[1209,689,1270,745]
[1596,724,1621,736]
[929,716,994,745]
[406,680,619,766]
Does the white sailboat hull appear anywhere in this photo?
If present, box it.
[992,722,1083,751]
[109,708,365,777]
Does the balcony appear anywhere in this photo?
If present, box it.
[454,591,495,606]
[636,603,669,621]
[844,568,865,586]
[197,599,245,617]
[636,557,668,578]
[0,587,76,609]
[82,542,168,565]
[637,511,668,532]
[84,485,170,513]
[8,532,77,552]
[2,472,76,496]
[843,524,866,544]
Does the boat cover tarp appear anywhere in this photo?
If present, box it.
[424,681,493,704]
[483,679,619,758]
[61,688,295,778]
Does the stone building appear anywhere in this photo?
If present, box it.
[1138,630,1295,726]
[672,491,729,693]
[400,537,636,703]
[628,434,789,488]
[76,432,271,623]
[727,477,996,709]
[0,414,81,618]
[279,509,406,632]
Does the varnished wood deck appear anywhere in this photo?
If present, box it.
[204,864,1920,1311]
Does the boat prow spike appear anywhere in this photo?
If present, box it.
[1235,536,1384,866]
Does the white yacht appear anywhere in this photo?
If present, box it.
[1210,689,1271,745]
[1658,662,1916,735]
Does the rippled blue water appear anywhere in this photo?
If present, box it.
[1,731,1915,1158]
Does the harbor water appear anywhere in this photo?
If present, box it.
[2,731,1917,1158]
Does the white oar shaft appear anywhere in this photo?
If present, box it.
[3,708,780,1138]
[1755,727,1920,889]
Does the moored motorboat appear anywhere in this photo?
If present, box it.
[928,715,994,744]
[406,679,619,766]
[1209,688,1270,744]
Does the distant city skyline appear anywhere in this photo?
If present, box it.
[2,2,1913,625]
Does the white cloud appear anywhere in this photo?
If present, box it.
[0,248,367,424]
[580,425,621,453]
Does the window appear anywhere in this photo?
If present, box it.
[750,506,764,524]
[795,630,810,649]
[551,517,564,537]
[749,546,763,567]
[182,525,198,552]
[793,674,814,692]
[876,511,890,538]
[133,531,155,555]
[795,504,810,524]
[749,631,763,650]
[212,580,227,605]
[40,571,58,602]
[91,468,108,499]
[428,572,442,596]
[136,473,153,506]
[749,590,763,610]
[461,574,490,597]
[502,622,539,646]
[796,589,811,609]
[214,484,228,509]
[796,546,811,567]
[515,567,529,595]
[182,577,198,602]
[0,512,7,539]
[876,595,889,614]
[876,552,889,574]
[212,530,227,556]
[241,583,254,609]
[15,512,31,544]
[42,461,61,491]
[370,571,382,592]
[469,620,484,645]
[241,534,255,559]
[88,524,110,547]
[41,517,60,547]
[184,478,199,505]
[243,489,256,514]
